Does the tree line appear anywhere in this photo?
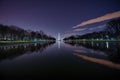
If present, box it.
[0,24,56,41]
[64,18,120,41]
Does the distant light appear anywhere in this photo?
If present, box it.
[111,38,115,40]
[34,43,37,46]
[34,38,37,42]
[91,41,94,46]
[8,38,12,41]
[96,43,99,46]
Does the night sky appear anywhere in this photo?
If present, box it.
[0,0,120,38]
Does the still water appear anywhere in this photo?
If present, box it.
[0,41,120,79]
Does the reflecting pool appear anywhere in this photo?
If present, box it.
[0,41,120,79]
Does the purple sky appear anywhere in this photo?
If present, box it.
[0,0,120,38]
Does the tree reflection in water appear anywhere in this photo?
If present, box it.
[64,41,120,70]
[0,42,55,61]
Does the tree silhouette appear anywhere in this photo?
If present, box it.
[64,18,120,41]
[0,24,56,41]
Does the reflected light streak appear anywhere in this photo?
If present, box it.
[74,50,87,54]
[106,42,109,48]
[74,49,107,56]
[58,41,61,49]
[74,53,120,70]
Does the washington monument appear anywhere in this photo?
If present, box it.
[58,33,61,41]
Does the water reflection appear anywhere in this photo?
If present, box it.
[74,49,107,57]
[57,41,61,49]
[0,42,55,61]
[64,41,120,69]
[106,42,109,48]
[74,53,120,70]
